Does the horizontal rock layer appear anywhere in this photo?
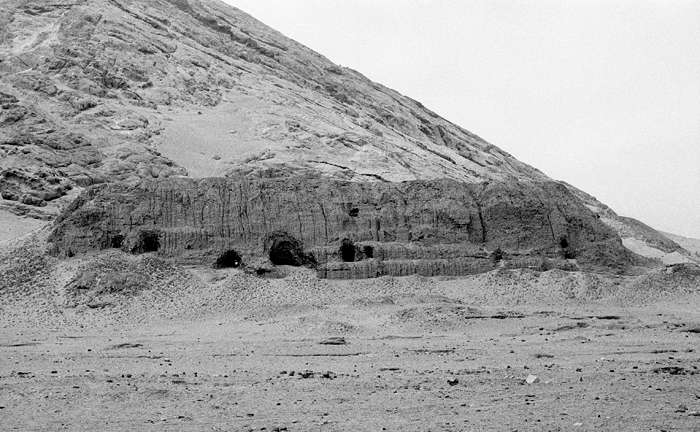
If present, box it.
[48,176,638,278]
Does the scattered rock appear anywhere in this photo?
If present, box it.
[653,366,689,375]
[318,337,347,345]
[107,343,143,350]
[526,375,540,384]
[320,371,336,379]
[535,353,554,359]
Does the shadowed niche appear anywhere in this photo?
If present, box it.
[267,231,315,267]
[214,250,242,268]
[110,234,124,249]
[131,230,160,254]
[560,237,575,259]
[340,239,356,262]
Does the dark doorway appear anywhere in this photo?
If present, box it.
[110,234,124,249]
[340,239,356,262]
[214,250,242,268]
[132,230,160,254]
[267,231,315,267]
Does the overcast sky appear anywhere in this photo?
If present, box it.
[222,0,700,239]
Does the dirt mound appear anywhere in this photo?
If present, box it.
[612,263,700,306]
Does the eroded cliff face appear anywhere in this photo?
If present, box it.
[48,176,638,278]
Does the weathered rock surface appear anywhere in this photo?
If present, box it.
[0,0,681,277]
[48,176,641,278]
[0,0,546,211]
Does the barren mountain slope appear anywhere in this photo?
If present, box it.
[661,231,700,258]
[0,0,689,276]
[0,0,547,212]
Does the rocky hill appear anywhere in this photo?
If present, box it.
[0,0,687,277]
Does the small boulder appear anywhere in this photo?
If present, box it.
[318,337,346,345]
[526,374,540,384]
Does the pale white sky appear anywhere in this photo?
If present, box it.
[223,0,700,238]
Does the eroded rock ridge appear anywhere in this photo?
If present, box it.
[48,176,637,278]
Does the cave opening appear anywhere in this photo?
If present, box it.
[214,250,242,268]
[349,208,359,217]
[363,245,374,259]
[267,231,315,267]
[340,239,356,262]
[110,234,124,249]
[492,247,503,262]
[560,237,575,259]
[270,240,300,265]
[132,230,160,254]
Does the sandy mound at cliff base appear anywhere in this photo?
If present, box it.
[2,234,700,430]
[2,271,700,431]
[1,237,698,330]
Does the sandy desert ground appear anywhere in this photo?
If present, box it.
[1,243,699,431]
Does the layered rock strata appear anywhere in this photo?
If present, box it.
[48,176,638,278]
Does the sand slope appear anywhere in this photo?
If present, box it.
[1,255,700,430]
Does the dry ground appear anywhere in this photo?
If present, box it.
[1,257,700,431]
[0,212,46,244]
